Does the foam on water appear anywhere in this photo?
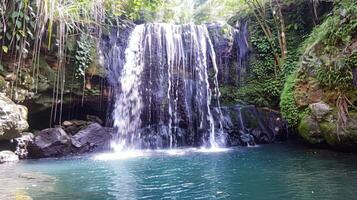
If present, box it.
[93,147,232,161]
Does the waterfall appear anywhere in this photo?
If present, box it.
[101,23,253,150]
[111,25,146,151]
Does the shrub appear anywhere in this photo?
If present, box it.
[280,74,299,126]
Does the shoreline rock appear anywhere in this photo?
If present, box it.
[0,150,19,163]
[27,128,71,158]
[0,94,29,140]
[27,123,112,158]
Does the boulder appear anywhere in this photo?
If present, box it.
[240,133,256,146]
[71,123,112,153]
[28,128,71,158]
[62,120,92,135]
[298,115,324,145]
[309,102,331,120]
[0,94,29,140]
[251,128,271,144]
[13,132,34,159]
[219,105,288,146]
[0,150,19,163]
[86,115,103,125]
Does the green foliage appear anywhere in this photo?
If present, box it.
[219,86,241,105]
[283,57,299,77]
[123,0,162,21]
[0,0,36,55]
[302,0,357,93]
[317,58,353,90]
[263,78,284,98]
[346,52,357,68]
[74,35,93,79]
[302,0,357,54]
[231,20,289,108]
[234,83,270,107]
[152,0,249,24]
[280,74,299,126]
[230,76,284,108]
[250,33,274,56]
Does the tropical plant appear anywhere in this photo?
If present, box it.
[0,0,162,125]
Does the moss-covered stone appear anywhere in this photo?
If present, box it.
[298,115,324,144]
[319,121,337,145]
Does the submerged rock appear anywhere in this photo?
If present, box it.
[0,94,29,140]
[28,128,71,158]
[0,150,19,163]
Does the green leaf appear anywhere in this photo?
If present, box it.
[6,33,12,40]
[11,12,19,19]
[16,20,22,28]
[2,46,8,53]
[30,21,36,29]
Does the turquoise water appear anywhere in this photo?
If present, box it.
[2,143,357,199]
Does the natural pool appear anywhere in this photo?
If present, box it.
[1,143,357,200]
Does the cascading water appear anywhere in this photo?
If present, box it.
[111,25,146,151]
[101,22,251,151]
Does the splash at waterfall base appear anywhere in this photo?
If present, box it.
[23,104,287,158]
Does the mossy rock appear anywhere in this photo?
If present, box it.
[298,110,357,151]
[319,121,338,146]
[298,115,324,144]
[320,119,357,151]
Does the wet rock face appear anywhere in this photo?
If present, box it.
[218,105,288,146]
[0,94,29,140]
[207,22,250,86]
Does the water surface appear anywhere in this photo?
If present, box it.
[1,143,357,200]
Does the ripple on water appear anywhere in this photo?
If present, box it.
[2,144,357,200]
